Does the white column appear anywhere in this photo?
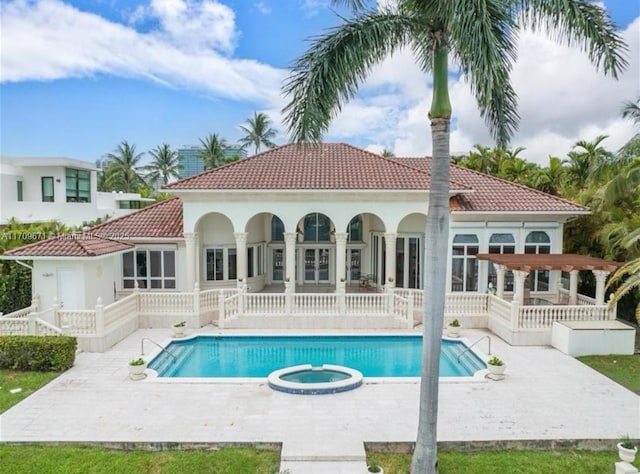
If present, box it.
[335,232,348,292]
[384,232,397,287]
[284,232,297,289]
[234,232,248,285]
[194,233,200,286]
[592,270,610,305]
[512,270,528,306]
[495,264,506,299]
[184,232,196,291]
[569,270,579,305]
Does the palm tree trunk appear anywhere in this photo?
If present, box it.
[411,45,451,474]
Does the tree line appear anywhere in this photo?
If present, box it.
[98,112,278,195]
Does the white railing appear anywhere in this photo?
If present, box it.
[35,319,63,336]
[222,293,240,322]
[392,293,413,327]
[0,317,30,335]
[293,294,338,315]
[245,293,286,315]
[445,293,488,315]
[488,295,513,323]
[57,309,96,335]
[200,289,220,311]
[138,292,194,314]
[558,288,597,306]
[345,293,387,315]
[103,293,138,328]
[395,289,422,310]
[518,304,610,329]
[1,305,34,319]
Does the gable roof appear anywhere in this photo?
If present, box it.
[3,234,134,258]
[163,142,469,191]
[395,158,589,213]
[90,197,183,238]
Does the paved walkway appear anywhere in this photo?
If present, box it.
[1,327,638,473]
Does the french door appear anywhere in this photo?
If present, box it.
[304,248,330,283]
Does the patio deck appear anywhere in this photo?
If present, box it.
[1,327,638,473]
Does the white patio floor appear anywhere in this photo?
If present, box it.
[1,327,638,473]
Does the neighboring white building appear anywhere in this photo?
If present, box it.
[0,157,153,226]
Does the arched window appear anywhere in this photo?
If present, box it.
[451,234,479,292]
[271,216,284,241]
[303,213,331,241]
[525,231,551,291]
[488,233,515,291]
[347,215,363,241]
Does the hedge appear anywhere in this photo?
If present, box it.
[0,336,77,371]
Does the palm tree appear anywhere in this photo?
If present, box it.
[381,148,395,157]
[281,1,626,471]
[143,144,182,187]
[198,133,230,169]
[566,135,616,191]
[533,156,566,196]
[105,141,147,193]
[622,96,640,125]
[238,112,278,155]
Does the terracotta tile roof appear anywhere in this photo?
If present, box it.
[4,234,134,258]
[164,143,469,191]
[90,197,183,238]
[395,158,588,213]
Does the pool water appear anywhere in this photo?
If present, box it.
[148,335,486,378]
[280,369,351,383]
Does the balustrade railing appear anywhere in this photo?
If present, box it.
[138,292,194,314]
[222,293,240,321]
[518,304,610,329]
[0,317,29,335]
[345,293,387,315]
[293,294,338,315]
[1,305,34,319]
[245,293,286,315]
[392,293,412,326]
[57,309,97,335]
[558,288,597,306]
[445,293,488,315]
[35,319,63,336]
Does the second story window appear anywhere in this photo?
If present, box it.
[41,177,54,202]
[65,168,91,202]
[17,181,23,202]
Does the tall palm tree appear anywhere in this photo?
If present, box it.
[105,141,147,193]
[381,148,395,157]
[198,133,230,169]
[533,156,566,196]
[281,1,626,471]
[238,112,278,155]
[143,144,182,187]
[566,135,615,191]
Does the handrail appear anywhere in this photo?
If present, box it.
[140,337,177,360]
[457,335,491,362]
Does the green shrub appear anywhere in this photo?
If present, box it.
[0,336,77,371]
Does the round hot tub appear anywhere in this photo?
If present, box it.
[268,364,363,395]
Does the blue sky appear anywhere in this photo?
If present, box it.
[1,0,638,166]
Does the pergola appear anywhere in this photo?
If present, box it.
[475,253,622,306]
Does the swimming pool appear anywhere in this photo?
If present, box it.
[148,335,486,378]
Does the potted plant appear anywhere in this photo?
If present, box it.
[173,320,187,338]
[617,435,638,463]
[487,356,506,376]
[128,357,146,380]
[447,318,461,337]
[367,459,383,473]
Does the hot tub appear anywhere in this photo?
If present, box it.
[267,364,363,395]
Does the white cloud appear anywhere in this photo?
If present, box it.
[255,1,271,14]
[0,0,284,104]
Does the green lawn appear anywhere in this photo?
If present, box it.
[0,445,280,474]
[0,370,61,413]
[577,354,640,394]
[368,450,639,474]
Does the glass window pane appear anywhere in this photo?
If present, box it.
[525,231,550,243]
[164,279,176,289]
[348,215,362,241]
[136,251,147,277]
[303,214,315,241]
[164,252,175,277]
[228,248,237,280]
[123,252,134,277]
[271,216,284,241]
[150,251,162,277]
[489,233,515,244]
[453,234,478,244]
[215,249,224,280]
[317,214,331,241]
[123,279,134,289]
[150,280,162,289]
[395,237,405,287]
[42,177,54,202]
[247,247,254,278]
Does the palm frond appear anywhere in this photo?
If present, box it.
[517,0,628,78]
[282,10,416,142]
[448,0,519,147]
